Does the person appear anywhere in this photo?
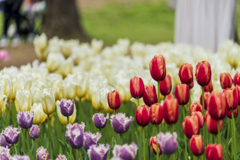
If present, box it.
[174,0,237,52]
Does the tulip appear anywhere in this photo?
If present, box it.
[29,125,40,139]
[87,144,110,160]
[191,111,204,128]
[233,73,240,86]
[157,132,178,154]
[15,89,32,112]
[56,100,76,125]
[84,132,101,151]
[0,146,12,160]
[166,93,174,100]
[55,155,67,160]
[182,116,200,138]
[163,98,179,124]
[204,79,213,92]
[206,144,223,160]
[195,61,211,86]
[136,105,150,127]
[0,75,13,102]
[223,88,238,111]
[207,92,227,120]
[174,84,190,105]
[130,98,145,106]
[92,113,109,129]
[227,108,238,119]
[205,112,223,135]
[112,142,138,160]
[65,122,85,148]
[52,80,64,101]
[99,86,115,113]
[31,87,42,104]
[17,111,34,129]
[189,135,204,156]
[200,92,211,110]
[59,99,74,117]
[235,85,240,105]
[189,81,194,89]
[190,103,203,115]
[111,113,134,133]
[143,85,158,107]
[150,103,163,125]
[130,77,145,99]
[159,74,172,96]
[75,72,89,98]
[149,55,166,82]
[3,126,21,144]
[220,73,233,89]
[30,103,47,124]
[179,63,193,85]
[36,146,49,160]
[107,90,121,110]
[0,84,7,110]
[0,133,12,148]
[41,88,55,115]
[13,155,30,160]
[0,50,9,60]
[150,136,161,155]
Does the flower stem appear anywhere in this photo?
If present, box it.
[143,127,146,160]
[47,116,52,159]
[137,98,140,107]
[217,120,221,144]
[227,118,230,146]
[78,148,83,160]
[172,125,176,160]
[69,145,72,159]
[158,81,161,103]
[23,128,26,153]
[231,111,237,160]
[33,139,36,160]
[26,129,30,159]
[78,101,81,123]
[156,125,159,160]
[182,107,187,160]
[120,134,123,145]
[0,109,2,131]
[201,87,204,110]
[5,104,7,126]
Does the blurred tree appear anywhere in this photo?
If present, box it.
[42,0,88,40]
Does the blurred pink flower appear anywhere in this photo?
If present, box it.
[0,50,10,61]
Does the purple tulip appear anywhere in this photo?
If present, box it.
[3,126,21,144]
[13,155,30,160]
[0,133,12,148]
[0,146,12,160]
[112,142,138,160]
[157,132,178,155]
[17,111,34,129]
[92,113,109,129]
[60,99,74,117]
[29,125,40,139]
[65,122,85,149]
[55,154,67,160]
[84,132,101,151]
[110,113,134,134]
[87,144,110,160]
[36,146,49,160]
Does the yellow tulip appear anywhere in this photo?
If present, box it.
[52,80,64,101]
[41,88,55,115]
[15,89,32,112]
[0,84,7,110]
[31,87,42,104]
[31,103,47,124]
[56,100,76,125]
[0,75,13,103]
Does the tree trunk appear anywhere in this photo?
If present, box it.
[42,0,89,40]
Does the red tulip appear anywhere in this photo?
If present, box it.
[107,90,121,110]
[204,79,213,92]
[189,135,205,156]
[220,73,232,89]
[143,85,158,107]
[163,98,179,124]
[195,61,211,86]
[179,63,193,85]
[190,103,203,115]
[223,88,238,111]
[150,103,163,125]
[149,55,166,82]
[182,116,200,138]
[234,85,240,105]
[130,77,145,99]
[166,93,174,100]
[205,111,223,135]
[206,144,223,160]
[233,73,240,86]
[189,81,194,89]
[160,74,172,96]
[150,136,161,155]
[200,92,211,110]
[207,92,227,120]
[191,111,204,128]
[174,84,190,105]
[227,108,238,119]
[136,105,150,127]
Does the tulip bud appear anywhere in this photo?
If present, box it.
[182,116,200,138]
[206,144,223,160]
[15,89,32,112]
[92,113,109,129]
[31,103,47,124]
[29,125,40,139]
[0,75,13,102]
[220,73,233,89]
[163,98,179,124]
[157,132,178,154]
[52,80,64,101]
[174,84,190,105]
[233,73,240,86]
[136,105,150,127]
[200,92,211,110]
[107,90,121,110]
[3,126,21,144]
[195,61,211,86]
[207,92,227,120]
[111,113,134,133]
[190,103,203,115]
[189,135,205,156]
[235,85,240,105]
[37,146,49,160]
[189,81,194,89]
[204,79,213,92]
[150,103,163,125]
[130,77,145,99]
[59,99,74,117]
[150,136,161,155]
[17,111,34,129]
[227,108,238,119]
[112,142,138,160]
[65,122,85,148]
[41,88,55,115]
[191,111,204,128]
[205,111,223,134]
[143,85,158,107]
[223,88,238,111]
[166,93,174,100]
[149,55,166,82]
[56,100,77,125]
[88,144,110,160]
[179,63,193,85]
[83,132,101,151]
[160,74,172,96]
